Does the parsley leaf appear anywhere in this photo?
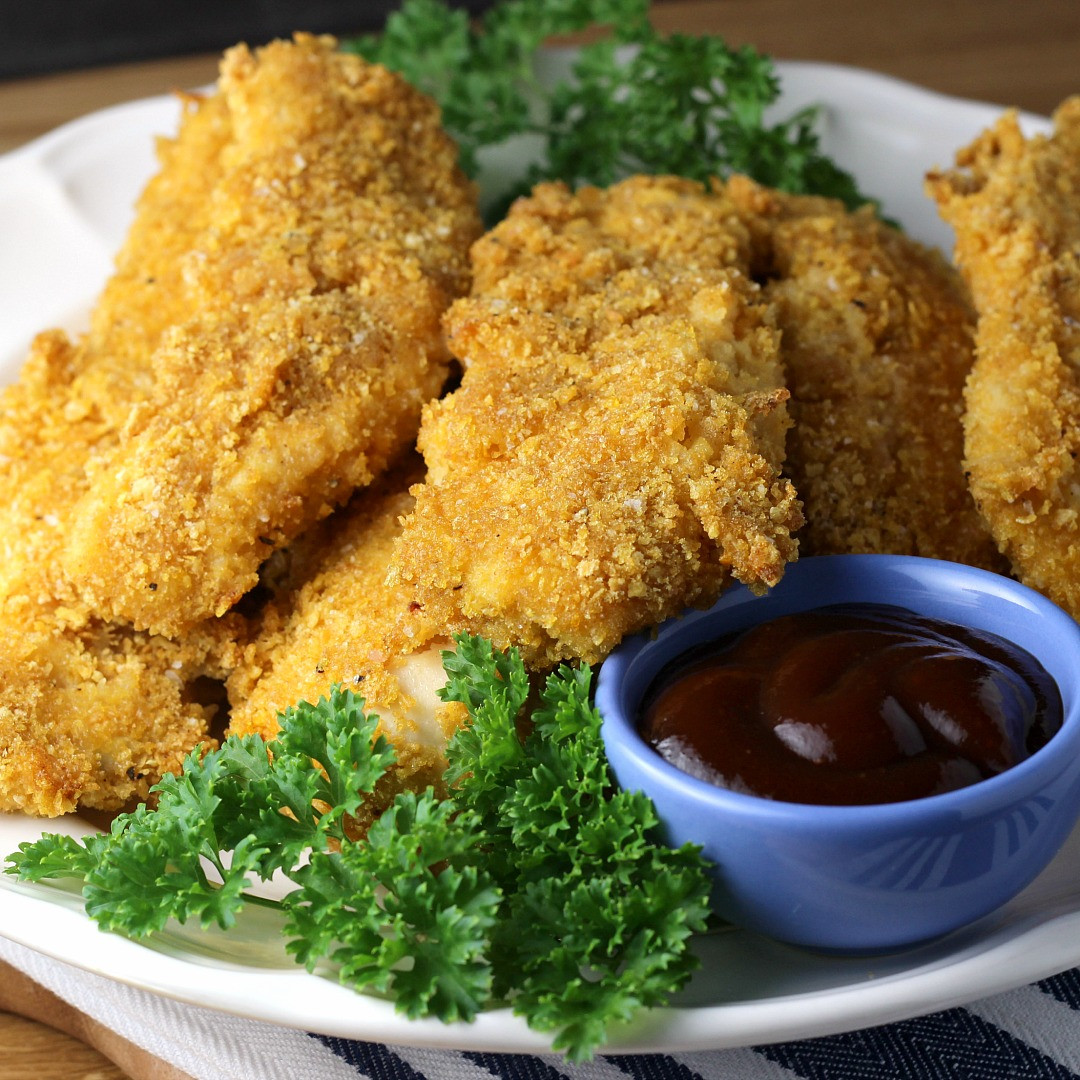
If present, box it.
[7,830,101,882]
[270,686,396,845]
[348,0,875,218]
[441,642,712,1059]
[286,790,500,1022]
[440,634,531,840]
[346,0,648,180]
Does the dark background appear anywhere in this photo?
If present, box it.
[0,1,494,80]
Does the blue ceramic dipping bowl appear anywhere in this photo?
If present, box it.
[596,555,1080,953]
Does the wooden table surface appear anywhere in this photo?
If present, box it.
[0,1,1077,1076]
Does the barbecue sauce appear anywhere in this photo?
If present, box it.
[638,604,1062,805]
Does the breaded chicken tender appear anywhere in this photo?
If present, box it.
[928,99,1080,614]
[0,99,240,814]
[726,176,1002,569]
[61,34,482,637]
[390,177,803,668]
[0,89,235,610]
[0,617,232,817]
[80,91,233,404]
[227,459,462,831]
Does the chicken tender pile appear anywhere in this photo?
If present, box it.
[0,34,480,815]
[12,30,1078,823]
[389,177,803,668]
[928,99,1080,617]
[726,176,1001,568]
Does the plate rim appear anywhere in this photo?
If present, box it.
[0,57,1072,1056]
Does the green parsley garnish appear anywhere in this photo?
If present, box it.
[7,634,712,1061]
[345,0,873,218]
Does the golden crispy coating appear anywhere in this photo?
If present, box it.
[61,34,482,637]
[0,88,236,616]
[227,459,462,831]
[0,620,235,817]
[726,176,1002,568]
[927,99,1080,612]
[390,177,803,668]
[0,347,239,815]
[0,89,245,816]
[80,91,234,410]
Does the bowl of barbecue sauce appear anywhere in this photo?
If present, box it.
[595,555,1080,952]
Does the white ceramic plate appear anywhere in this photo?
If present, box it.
[0,62,1067,1055]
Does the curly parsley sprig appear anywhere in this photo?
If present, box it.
[443,641,712,1053]
[346,0,874,218]
[6,635,712,1061]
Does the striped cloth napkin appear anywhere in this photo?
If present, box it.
[4,934,1080,1080]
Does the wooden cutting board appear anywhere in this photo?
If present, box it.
[0,963,193,1080]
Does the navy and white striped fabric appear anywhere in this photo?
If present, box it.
[5,931,1080,1078]
[313,974,1080,1079]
